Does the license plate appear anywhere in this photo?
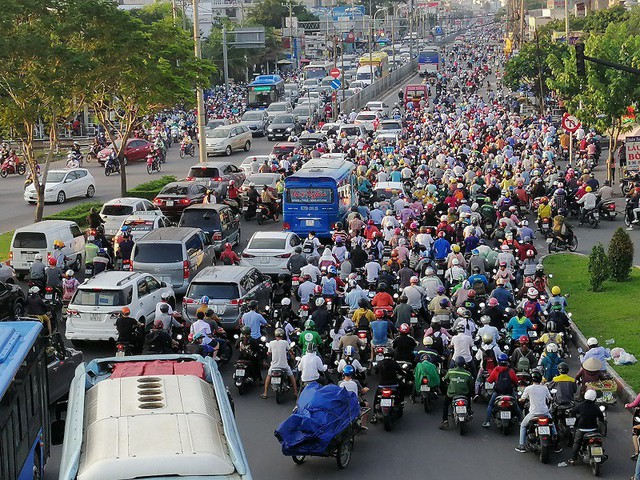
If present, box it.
[380,398,392,407]
[90,314,102,322]
[292,280,299,286]
[546,237,553,243]
[456,406,467,414]
[235,369,245,376]
[305,219,314,226]
[437,269,443,275]
[565,417,576,426]
[242,206,248,211]
[25,253,35,262]
[213,305,224,314]
[115,351,125,357]
[528,330,538,338]
[538,426,550,435]
[421,385,430,392]
[166,200,174,206]
[260,257,270,264]
[593,212,599,218]
[485,382,494,390]
[500,411,511,419]
[376,354,384,362]
[45,293,52,300]
[271,377,281,384]
[300,310,308,318]
[590,446,603,456]
[410,317,418,324]
[594,456,602,463]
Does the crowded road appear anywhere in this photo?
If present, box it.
[39,84,638,480]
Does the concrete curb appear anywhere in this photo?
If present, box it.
[541,252,637,405]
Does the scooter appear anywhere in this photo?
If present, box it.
[256,200,280,225]
[146,153,161,174]
[523,415,556,463]
[573,430,607,476]
[547,229,578,253]
[180,142,195,158]
[372,384,404,431]
[269,367,295,404]
[450,395,472,435]
[597,198,617,221]
[490,395,518,435]
[104,159,120,176]
[0,157,26,177]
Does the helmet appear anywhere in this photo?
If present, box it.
[200,296,210,305]
[518,335,529,345]
[66,269,74,277]
[161,292,171,300]
[452,258,459,266]
[274,328,285,338]
[48,257,57,266]
[328,266,338,275]
[584,389,597,401]
[546,343,558,353]
[516,306,524,316]
[53,239,65,248]
[585,186,592,192]
[384,348,395,359]
[241,326,252,335]
[497,353,509,365]
[546,321,556,332]
[29,286,40,294]
[343,365,355,376]
[488,298,499,307]
[159,303,169,314]
[467,289,476,298]
[456,323,465,333]
[452,244,460,253]
[480,315,491,325]
[304,320,316,330]
[281,297,291,306]
[314,285,322,295]
[558,362,569,374]
[344,345,355,357]
[531,371,543,383]
[436,285,445,294]
[551,286,561,296]
[121,307,131,316]
[454,356,466,367]
[224,242,232,249]
[249,300,259,309]
[315,297,325,307]
[153,320,164,329]
[526,249,535,258]
[527,287,538,299]
[423,336,434,346]
[439,298,449,308]
[587,337,598,347]
[482,333,493,344]
[34,253,43,261]
[410,276,419,284]
[399,323,411,334]
[229,180,235,185]
[374,309,385,319]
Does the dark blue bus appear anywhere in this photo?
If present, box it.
[0,321,50,480]
[247,74,285,109]
[283,158,356,239]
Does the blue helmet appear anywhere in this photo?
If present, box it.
[343,365,355,376]
[497,353,509,365]
[328,265,338,275]
[200,296,209,305]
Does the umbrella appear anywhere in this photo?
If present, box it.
[582,357,603,371]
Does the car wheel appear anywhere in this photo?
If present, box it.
[225,146,232,156]
[57,191,66,204]
[13,301,24,317]
[86,185,95,198]
[244,141,251,152]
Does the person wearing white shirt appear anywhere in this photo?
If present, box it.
[577,187,597,224]
[516,371,558,452]
[262,330,297,398]
[364,258,381,283]
[300,262,322,283]
[298,344,327,384]
[451,327,474,363]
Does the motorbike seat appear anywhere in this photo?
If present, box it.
[555,402,575,411]
[582,431,601,440]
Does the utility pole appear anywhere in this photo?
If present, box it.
[409,0,414,60]
[519,0,525,47]
[284,0,296,68]
[192,0,207,165]
[222,27,229,94]
[564,0,570,44]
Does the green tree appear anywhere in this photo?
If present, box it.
[588,243,609,291]
[248,0,317,29]
[608,227,634,282]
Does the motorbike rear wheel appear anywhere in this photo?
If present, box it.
[539,445,550,464]
[336,438,353,469]
[275,387,284,405]
[569,235,579,252]
[383,415,393,432]
[590,459,601,477]
[0,169,6,178]
[292,455,306,465]
[458,419,466,436]
[147,164,153,174]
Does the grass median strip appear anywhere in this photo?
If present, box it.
[543,253,640,390]
[44,202,104,228]
[0,231,14,262]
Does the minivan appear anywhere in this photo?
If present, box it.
[131,227,215,294]
[178,204,241,253]
[182,266,272,328]
[11,220,85,278]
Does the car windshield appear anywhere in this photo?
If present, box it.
[248,237,286,250]
[207,129,229,139]
[380,122,401,130]
[357,114,376,121]
[102,204,134,216]
[72,287,132,307]
[13,232,46,249]
[246,174,276,186]
[299,137,320,146]
[179,210,221,230]
[160,185,188,196]
[207,121,225,128]
[293,107,311,115]
[242,112,263,121]
[273,115,294,124]
[133,243,183,263]
[46,172,66,183]
[188,167,219,178]
[340,126,360,136]
[187,282,240,300]
[267,104,287,112]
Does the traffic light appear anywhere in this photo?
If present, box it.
[575,43,586,78]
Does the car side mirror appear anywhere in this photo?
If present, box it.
[160,281,167,288]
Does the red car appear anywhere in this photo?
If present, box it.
[153,181,209,219]
[97,138,155,165]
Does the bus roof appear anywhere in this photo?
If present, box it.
[287,158,354,180]
[0,321,43,399]
[78,374,238,480]
[249,75,283,86]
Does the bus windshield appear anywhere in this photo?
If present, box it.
[304,66,328,79]
[248,86,276,108]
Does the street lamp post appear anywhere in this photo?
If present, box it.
[370,8,387,86]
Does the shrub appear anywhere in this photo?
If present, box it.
[588,243,609,291]
[44,202,104,227]
[126,175,176,201]
[608,227,634,282]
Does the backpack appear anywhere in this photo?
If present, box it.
[302,239,315,255]
[472,278,486,295]
[523,301,538,320]
[494,368,513,395]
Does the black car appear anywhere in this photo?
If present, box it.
[266,114,302,141]
[298,132,327,149]
[178,204,241,254]
[0,281,26,319]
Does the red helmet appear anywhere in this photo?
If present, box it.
[224,242,232,249]
[368,219,374,225]
[374,309,386,319]
[314,285,322,295]
[48,256,57,266]
[399,323,411,334]
[394,228,401,235]
[488,298,499,307]
[518,335,529,345]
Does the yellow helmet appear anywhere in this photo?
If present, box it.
[53,239,65,248]
[551,286,561,295]
[452,244,460,253]
[585,186,592,192]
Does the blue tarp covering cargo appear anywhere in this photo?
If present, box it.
[274,382,360,456]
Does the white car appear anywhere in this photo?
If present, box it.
[24,168,95,204]
[205,124,252,156]
[240,155,271,176]
[113,212,173,255]
[373,181,408,201]
[240,231,302,275]
[365,101,390,118]
[100,197,160,238]
[65,271,175,343]
[354,111,382,134]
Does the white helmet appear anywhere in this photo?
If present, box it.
[587,337,598,347]
[66,269,74,277]
[281,297,291,306]
[546,343,558,353]
[315,297,325,307]
[584,389,597,401]
[34,253,43,261]
[29,286,40,294]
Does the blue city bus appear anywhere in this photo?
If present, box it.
[283,158,356,239]
[0,321,50,480]
[247,74,285,109]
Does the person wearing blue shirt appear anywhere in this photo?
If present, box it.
[390,169,402,182]
[490,280,514,310]
[370,204,384,225]
[582,338,611,371]
[468,272,488,287]
[506,307,534,341]
[433,233,451,260]
[345,282,369,311]
[241,302,268,339]
[321,272,337,298]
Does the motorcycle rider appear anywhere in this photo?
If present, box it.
[240,300,268,340]
[548,362,577,407]
[25,286,52,335]
[260,185,279,221]
[339,364,370,428]
[375,347,406,398]
[262,328,298,399]
[142,320,175,354]
[565,388,605,465]
[483,352,519,428]
[298,342,328,387]
[29,253,46,288]
[440,356,475,430]
[510,335,537,368]
[61,269,80,303]
[219,242,240,265]
[515,370,561,453]
[185,332,215,357]
[299,319,322,354]
[577,186,597,224]
[286,246,307,276]
[115,306,144,352]
[311,297,332,337]
[370,309,395,360]
[393,323,417,362]
[506,306,534,345]
[581,337,611,370]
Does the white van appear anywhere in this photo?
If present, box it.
[10,220,85,278]
[356,66,374,86]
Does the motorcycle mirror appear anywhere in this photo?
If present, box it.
[550,388,557,395]
[233,334,239,340]
[295,356,301,362]
[599,405,606,412]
